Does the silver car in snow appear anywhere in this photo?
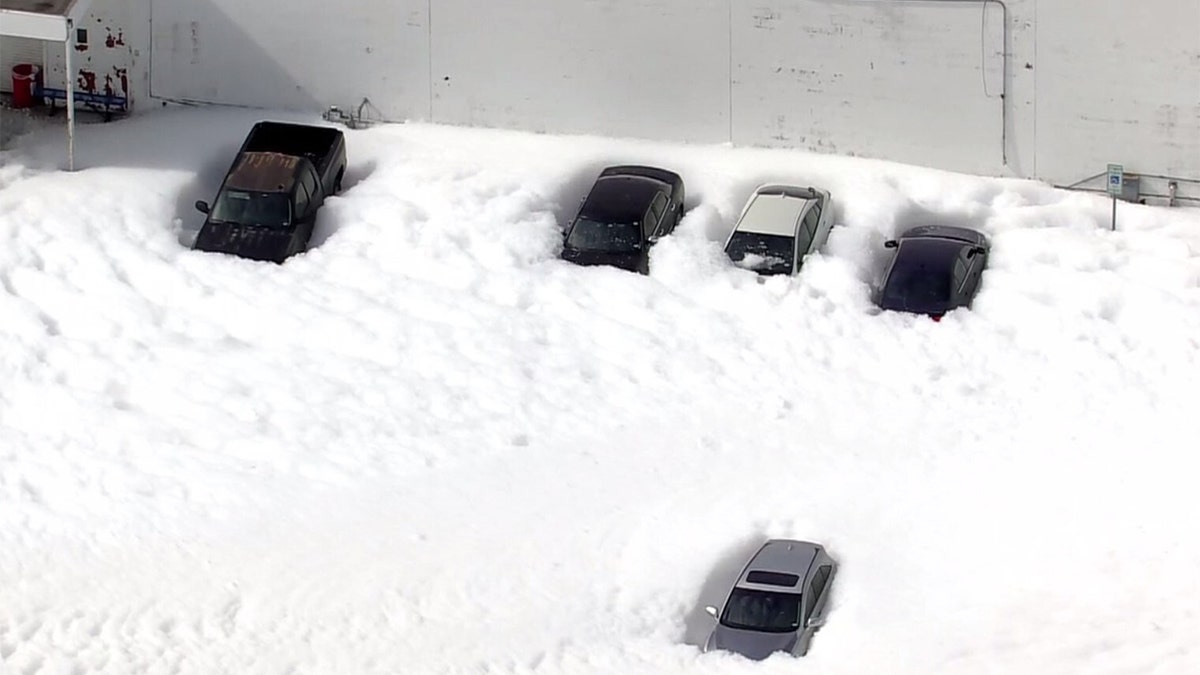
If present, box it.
[703,539,837,660]
[723,185,834,276]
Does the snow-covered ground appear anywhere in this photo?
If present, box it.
[1,106,1199,675]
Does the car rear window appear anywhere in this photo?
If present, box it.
[745,571,800,587]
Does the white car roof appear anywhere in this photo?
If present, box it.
[733,186,817,237]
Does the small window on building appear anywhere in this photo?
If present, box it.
[76,28,89,45]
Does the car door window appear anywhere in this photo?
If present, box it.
[804,575,818,619]
[964,254,983,297]
[642,204,658,240]
[793,208,817,270]
[650,193,667,221]
[953,249,971,297]
[303,169,320,208]
[294,181,311,218]
[650,193,669,234]
[812,565,831,601]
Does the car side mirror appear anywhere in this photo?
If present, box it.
[194,200,210,214]
[704,605,719,619]
[884,239,899,249]
[805,615,825,629]
[967,245,986,258]
[647,234,660,244]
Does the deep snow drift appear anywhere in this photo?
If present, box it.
[1,106,1199,675]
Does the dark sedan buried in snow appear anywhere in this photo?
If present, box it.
[875,225,990,319]
[560,165,685,274]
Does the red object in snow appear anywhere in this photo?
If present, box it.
[10,64,40,109]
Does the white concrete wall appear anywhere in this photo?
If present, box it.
[98,0,1200,185]
[146,0,430,122]
[729,0,1012,176]
[1034,0,1200,183]
[428,0,730,142]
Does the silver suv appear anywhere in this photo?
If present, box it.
[703,539,837,660]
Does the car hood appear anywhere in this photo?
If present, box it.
[194,221,295,263]
[560,247,645,273]
[709,624,798,661]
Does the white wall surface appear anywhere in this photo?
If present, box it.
[147,0,430,122]
[729,0,1010,177]
[429,0,730,142]
[1034,0,1200,183]
[75,0,1200,185]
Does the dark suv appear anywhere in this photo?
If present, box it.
[561,165,685,274]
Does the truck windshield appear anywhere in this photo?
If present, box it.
[565,218,641,252]
[211,190,291,228]
[720,588,802,633]
[725,232,794,275]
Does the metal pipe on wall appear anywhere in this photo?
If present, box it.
[66,18,76,171]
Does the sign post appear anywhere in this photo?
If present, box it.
[1106,163,1124,231]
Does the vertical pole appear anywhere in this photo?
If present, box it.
[1111,196,1116,231]
[66,19,76,171]
[426,0,433,121]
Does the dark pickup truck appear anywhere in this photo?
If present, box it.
[194,121,348,263]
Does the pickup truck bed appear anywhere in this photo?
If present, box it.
[241,121,345,185]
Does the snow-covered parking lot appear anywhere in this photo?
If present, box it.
[2,106,1199,674]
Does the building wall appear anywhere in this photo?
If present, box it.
[428,0,731,143]
[728,1,1020,177]
[145,0,429,122]
[45,0,1200,185]
[1033,1,1200,182]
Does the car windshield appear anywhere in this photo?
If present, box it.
[720,588,803,633]
[565,217,641,252]
[880,239,962,312]
[725,232,794,274]
[210,190,291,228]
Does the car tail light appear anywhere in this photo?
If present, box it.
[930,314,944,322]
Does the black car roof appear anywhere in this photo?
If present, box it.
[878,237,967,314]
[579,175,664,223]
[899,225,989,247]
[599,165,681,188]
